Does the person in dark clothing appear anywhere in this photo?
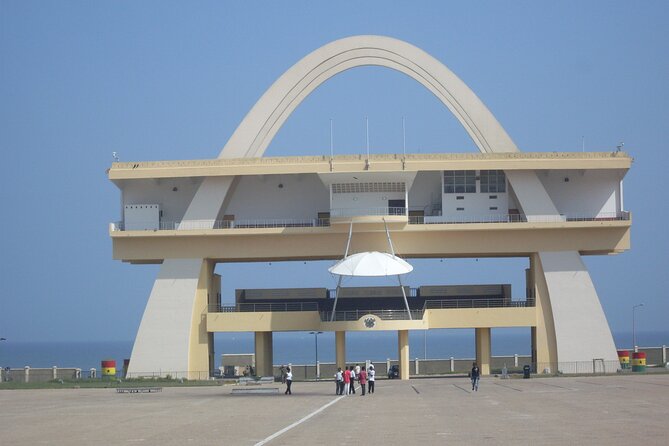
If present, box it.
[470,362,480,391]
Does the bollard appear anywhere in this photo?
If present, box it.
[632,352,646,372]
[617,350,630,369]
[450,357,454,373]
[53,366,58,380]
[514,354,519,368]
[24,366,30,383]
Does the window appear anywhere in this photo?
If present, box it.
[480,170,506,193]
[444,171,476,193]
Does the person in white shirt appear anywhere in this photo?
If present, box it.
[284,366,293,395]
[335,367,343,395]
[368,364,376,394]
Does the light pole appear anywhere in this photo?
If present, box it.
[309,331,323,379]
[632,303,644,352]
[0,338,5,383]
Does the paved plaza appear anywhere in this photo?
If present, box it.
[1,374,668,445]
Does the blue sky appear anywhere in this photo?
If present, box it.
[0,1,667,342]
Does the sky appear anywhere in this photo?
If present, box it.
[0,0,667,343]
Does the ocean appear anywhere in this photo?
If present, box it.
[2,330,667,372]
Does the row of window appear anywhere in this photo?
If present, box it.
[444,170,506,194]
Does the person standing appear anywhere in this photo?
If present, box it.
[359,366,367,396]
[367,364,375,394]
[470,362,480,391]
[284,366,293,395]
[349,366,356,394]
[335,367,343,395]
[280,365,287,384]
[343,366,351,396]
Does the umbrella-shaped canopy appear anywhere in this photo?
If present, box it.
[328,251,413,277]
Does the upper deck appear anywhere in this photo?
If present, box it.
[108,151,632,263]
[108,151,631,182]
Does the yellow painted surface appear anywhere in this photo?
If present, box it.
[336,331,346,369]
[532,254,558,368]
[206,307,536,333]
[398,330,410,380]
[254,332,273,377]
[187,259,215,378]
[427,307,536,328]
[475,328,492,375]
[112,221,630,263]
[109,152,632,181]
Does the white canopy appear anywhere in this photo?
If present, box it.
[328,251,413,277]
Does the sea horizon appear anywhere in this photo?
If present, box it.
[2,329,667,372]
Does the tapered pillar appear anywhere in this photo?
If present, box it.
[254,332,273,377]
[398,330,410,380]
[335,331,346,369]
[475,328,491,375]
[127,258,215,380]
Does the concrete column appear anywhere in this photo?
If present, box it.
[415,358,419,375]
[662,345,666,365]
[52,366,57,380]
[254,332,273,377]
[335,331,346,368]
[24,366,30,383]
[398,330,410,380]
[514,354,519,367]
[475,327,491,375]
[450,356,454,372]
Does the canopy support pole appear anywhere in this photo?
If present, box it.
[398,275,412,320]
[331,275,343,322]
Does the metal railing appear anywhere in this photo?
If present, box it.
[111,211,630,232]
[409,211,630,225]
[424,298,534,309]
[320,309,424,322]
[209,302,319,313]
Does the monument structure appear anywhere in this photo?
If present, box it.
[108,36,631,379]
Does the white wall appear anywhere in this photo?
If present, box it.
[441,171,508,220]
[330,190,406,214]
[121,178,203,224]
[225,173,329,220]
[408,171,442,215]
[537,169,623,217]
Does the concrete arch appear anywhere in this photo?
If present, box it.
[219,35,518,159]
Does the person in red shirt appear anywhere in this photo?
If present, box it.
[359,366,368,396]
[343,366,351,396]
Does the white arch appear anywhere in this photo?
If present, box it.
[218,35,518,159]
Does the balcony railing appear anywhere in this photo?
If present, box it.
[424,298,534,309]
[409,211,630,225]
[110,211,629,232]
[320,309,423,321]
[209,302,319,313]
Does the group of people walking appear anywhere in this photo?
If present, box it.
[334,363,375,396]
[280,361,479,395]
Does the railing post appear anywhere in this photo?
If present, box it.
[24,366,30,383]
[415,358,419,375]
[450,357,454,372]
[52,366,57,380]
[514,354,519,367]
